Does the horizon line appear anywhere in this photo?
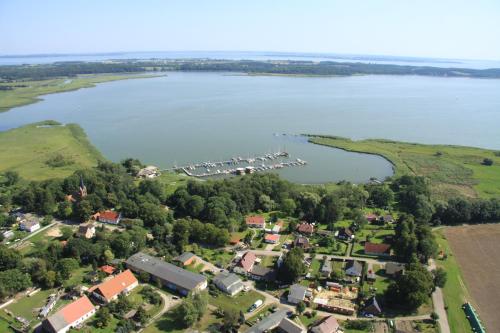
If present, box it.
[1,50,499,63]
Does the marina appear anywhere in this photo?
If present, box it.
[166,151,308,178]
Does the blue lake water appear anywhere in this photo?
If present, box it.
[1,72,500,183]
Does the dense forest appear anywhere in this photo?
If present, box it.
[2,59,500,80]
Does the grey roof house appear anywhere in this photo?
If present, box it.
[245,309,289,333]
[213,272,244,296]
[345,260,363,277]
[126,252,207,295]
[288,284,307,304]
[277,317,306,333]
[321,260,333,277]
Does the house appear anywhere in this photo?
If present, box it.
[213,272,244,296]
[136,166,160,178]
[296,222,314,235]
[385,262,405,276]
[250,265,276,281]
[366,263,376,281]
[19,220,40,233]
[364,213,378,222]
[345,260,363,277]
[42,296,95,333]
[90,269,138,303]
[174,252,197,266]
[336,227,354,241]
[264,233,280,244]
[310,315,340,333]
[364,296,382,315]
[364,242,391,257]
[246,215,266,228]
[288,284,308,304]
[277,317,306,333]
[99,265,115,275]
[293,236,311,250]
[77,223,95,239]
[313,290,356,315]
[321,260,333,278]
[126,252,207,295]
[272,220,284,234]
[2,230,14,240]
[382,214,395,223]
[245,309,288,333]
[239,251,257,272]
[230,235,242,245]
[94,210,121,225]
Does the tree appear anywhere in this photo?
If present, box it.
[277,248,307,284]
[432,267,447,288]
[296,301,306,315]
[95,307,111,328]
[0,269,32,298]
[0,246,21,271]
[385,262,434,311]
[104,249,115,263]
[243,231,253,245]
[134,306,149,325]
[57,201,73,220]
[56,258,79,280]
[366,184,394,208]
[222,307,240,331]
[281,198,296,216]
[175,299,198,328]
[59,226,74,240]
[482,158,493,166]
[3,171,20,186]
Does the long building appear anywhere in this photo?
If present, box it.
[126,252,207,295]
[42,296,95,333]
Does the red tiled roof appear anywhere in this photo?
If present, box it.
[246,215,265,225]
[230,235,241,244]
[93,269,137,301]
[364,242,391,255]
[365,213,378,221]
[240,252,256,272]
[60,296,95,324]
[99,265,115,275]
[99,210,120,221]
[264,234,280,242]
[297,222,314,234]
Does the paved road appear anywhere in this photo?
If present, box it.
[248,249,397,265]
[429,259,451,333]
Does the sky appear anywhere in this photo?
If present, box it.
[1,0,500,60]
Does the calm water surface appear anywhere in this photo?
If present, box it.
[2,73,500,183]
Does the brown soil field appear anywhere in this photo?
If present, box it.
[445,224,500,332]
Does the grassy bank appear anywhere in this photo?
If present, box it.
[308,135,500,199]
[0,121,104,180]
[0,73,161,113]
[434,229,473,333]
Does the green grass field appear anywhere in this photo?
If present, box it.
[0,121,104,180]
[309,135,500,198]
[0,74,161,113]
[209,290,263,313]
[434,229,473,333]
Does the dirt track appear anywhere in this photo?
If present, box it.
[445,224,500,333]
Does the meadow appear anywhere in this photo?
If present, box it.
[309,135,500,199]
[0,121,103,180]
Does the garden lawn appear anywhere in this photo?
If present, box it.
[210,290,264,313]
